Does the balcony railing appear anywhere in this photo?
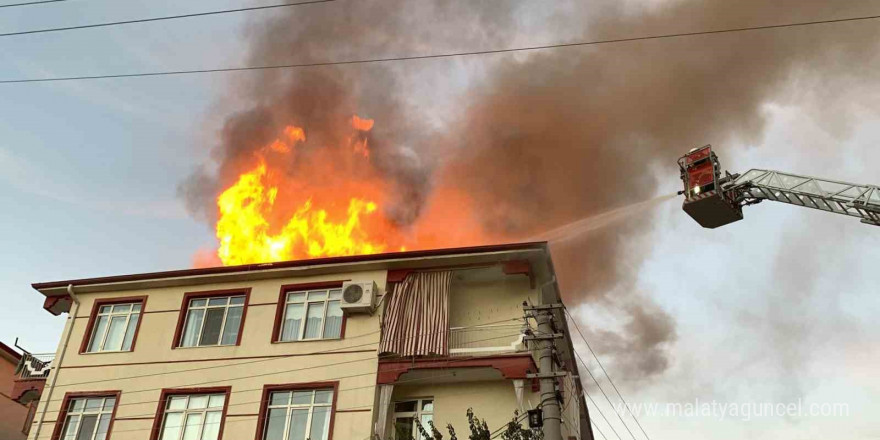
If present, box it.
[448,323,526,356]
[15,352,54,380]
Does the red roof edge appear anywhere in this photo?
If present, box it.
[32,242,549,293]
[0,341,22,362]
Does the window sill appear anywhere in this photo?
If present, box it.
[173,344,240,350]
[79,349,134,355]
[271,337,343,344]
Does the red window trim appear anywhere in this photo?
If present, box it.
[171,288,251,349]
[271,281,347,343]
[49,390,121,440]
[253,381,339,440]
[149,386,232,440]
[78,296,148,354]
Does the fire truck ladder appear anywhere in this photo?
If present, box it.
[728,169,880,226]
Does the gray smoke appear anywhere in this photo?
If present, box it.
[180,0,880,379]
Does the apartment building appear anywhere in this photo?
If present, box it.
[24,242,591,440]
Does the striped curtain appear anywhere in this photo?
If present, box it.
[379,271,453,356]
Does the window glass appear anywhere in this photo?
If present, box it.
[200,308,225,346]
[180,295,246,347]
[263,409,286,440]
[279,288,344,342]
[287,409,309,440]
[207,297,228,307]
[393,398,434,440]
[304,304,324,339]
[324,301,343,339]
[309,407,331,440]
[262,389,333,440]
[60,397,116,440]
[208,395,225,408]
[307,291,327,301]
[181,309,204,348]
[314,390,332,404]
[188,395,208,410]
[291,391,311,405]
[270,392,289,406]
[160,394,225,440]
[168,396,187,411]
[221,306,243,345]
[86,302,142,353]
[104,316,127,351]
[182,413,203,440]
[111,304,131,314]
[281,304,304,341]
[87,317,108,352]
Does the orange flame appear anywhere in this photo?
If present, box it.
[209,116,489,267]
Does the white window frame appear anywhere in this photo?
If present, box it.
[278,289,343,342]
[392,398,434,440]
[179,295,245,347]
[262,388,334,440]
[86,302,142,353]
[60,396,117,440]
[158,393,226,440]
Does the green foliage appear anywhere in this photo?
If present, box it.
[381,408,543,440]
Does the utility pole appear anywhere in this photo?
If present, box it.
[524,303,564,440]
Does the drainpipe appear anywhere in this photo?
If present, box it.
[31,284,80,440]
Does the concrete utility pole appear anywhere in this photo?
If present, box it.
[524,304,564,440]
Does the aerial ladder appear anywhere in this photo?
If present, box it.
[678,145,880,228]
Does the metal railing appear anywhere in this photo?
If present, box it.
[448,323,525,356]
[15,352,54,380]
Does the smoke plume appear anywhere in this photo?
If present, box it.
[179,0,880,379]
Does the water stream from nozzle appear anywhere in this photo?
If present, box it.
[527,193,677,244]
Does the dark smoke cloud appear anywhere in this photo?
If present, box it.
[180,0,880,379]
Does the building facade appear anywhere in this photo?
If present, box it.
[27,242,591,440]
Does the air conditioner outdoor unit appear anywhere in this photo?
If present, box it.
[340,281,378,314]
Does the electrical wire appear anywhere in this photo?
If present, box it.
[582,387,623,440]
[3,12,880,84]
[38,321,526,409]
[0,0,64,8]
[34,371,460,439]
[44,317,520,391]
[565,309,650,440]
[0,0,333,38]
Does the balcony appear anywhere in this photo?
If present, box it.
[448,323,526,356]
[12,352,54,404]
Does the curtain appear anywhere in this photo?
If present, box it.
[379,271,453,356]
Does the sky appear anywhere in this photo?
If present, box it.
[1,1,878,439]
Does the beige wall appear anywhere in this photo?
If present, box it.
[31,270,387,440]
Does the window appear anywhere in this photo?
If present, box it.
[56,395,117,440]
[80,297,145,354]
[260,388,334,440]
[178,294,246,347]
[393,398,434,440]
[278,288,343,341]
[86,303,141,352]
[157,393,227,440]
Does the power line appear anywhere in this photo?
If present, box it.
[582,388,623,440]
[39,318,524,405]
[0,0,333,38]
[0,0,64,9]
[3,12,880,84]
[565,309,651,440]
